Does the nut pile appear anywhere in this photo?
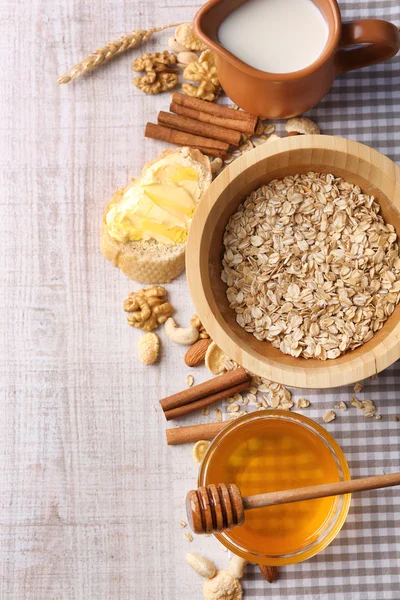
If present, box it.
[222,172,400,360]
[133,23,219,99]
[185,552,245,600]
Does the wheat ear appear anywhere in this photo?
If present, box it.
[57,23,181,85]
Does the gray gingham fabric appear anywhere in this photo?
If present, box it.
[239,1,400,598]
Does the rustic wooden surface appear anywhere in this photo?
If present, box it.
[1,1,225,598]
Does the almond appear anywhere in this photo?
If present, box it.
[258,565,278,583]
[184,338,213,367]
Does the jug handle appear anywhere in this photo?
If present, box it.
[335,19,400,74]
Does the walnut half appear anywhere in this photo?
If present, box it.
[182,50,221,102]
[124,286,174,331]
[132,50,178,94]
[132,51,177,73]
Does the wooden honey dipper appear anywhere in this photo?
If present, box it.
[186,472,400,534]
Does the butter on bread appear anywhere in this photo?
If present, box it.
[100,147,211,283]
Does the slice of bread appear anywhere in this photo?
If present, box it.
[100,147,211,284]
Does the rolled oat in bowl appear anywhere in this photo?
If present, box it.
[221,172,400,360]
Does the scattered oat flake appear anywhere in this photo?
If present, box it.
[245,393,257,403]
[257,384,270,393]
[297,397,310,408]
[361,399,377,418]
[364,409,376,418]
[323,410,336,423]
[350,397,363,409]
[228,409,247,420]
[264,124,276,135]
[393,417,399,422]
[375,415,382,420]
[184,532,193,542]
[280,400,294,410]
[269,395,280,409]
[214,409,222,422]
[353,382,364,394]
[180,520,187,528]
[227,403,240,413]
[192,440,211,464]
[334,401,347,411]
[362,399,374,407]
[186,374,194,387]
[151,405,157,412]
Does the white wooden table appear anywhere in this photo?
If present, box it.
[1,1,231,597]
[2,0,400,598]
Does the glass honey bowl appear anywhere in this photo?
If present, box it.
[198,411,351,566]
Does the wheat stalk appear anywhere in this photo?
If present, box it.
[57,23,181,85]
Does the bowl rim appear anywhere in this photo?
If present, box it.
[198,410,351,565]
[186,135,400,389]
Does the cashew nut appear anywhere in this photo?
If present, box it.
[203,570,243,600]
[190,314,210,338]
[228,556,247,579]
[285,117,320,135]
[210,157,223,175]
[168,36,189,54]
[185,553,216,579]
[164,317,199,345]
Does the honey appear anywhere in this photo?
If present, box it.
[202,412,349,562]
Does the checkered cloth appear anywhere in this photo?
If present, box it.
[240,1,400,598]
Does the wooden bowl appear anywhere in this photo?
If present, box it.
[186,135,400,388]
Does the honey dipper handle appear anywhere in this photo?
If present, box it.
[242,472,400,510]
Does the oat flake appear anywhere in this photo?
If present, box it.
[221,173,400,361]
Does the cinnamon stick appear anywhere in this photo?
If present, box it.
[164,380,251,421]
[191,146,227,159]
[166,421,227,445]
[170,102,257,135]
[145,123,229,152]
[171,92,258,129]
[158,111,241,147]
[160,367,250,412]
